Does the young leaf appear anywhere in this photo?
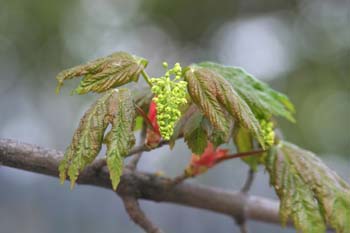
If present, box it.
[56,52,148,94]
[183,111,208,155]
[134,116,143,131]
[58,90,116,188]
[233,126,259,171]
[198,62,295,122]
[186,142,229,176]
[201,116,233,147]
[184,65,265,148]
[265,141,350,233]
[104,89,136,190]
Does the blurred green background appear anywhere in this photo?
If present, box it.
[0,0,349,233]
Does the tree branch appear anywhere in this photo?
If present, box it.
[241,168,255,194]
[122,196,163,233]
[235,168,256,233]
[0,138,284,227]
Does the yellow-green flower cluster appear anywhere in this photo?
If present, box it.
[150,62,187,140]
[260,119,275,147]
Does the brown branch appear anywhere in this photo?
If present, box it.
[235,168,256,233]
[241,168,255,194]
[171,173,189,185]
[238,224,248,233]
[0,138,285,227]
[122,196,163,233]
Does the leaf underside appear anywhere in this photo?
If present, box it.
[183,110,208,155]
[265,141,350,233]
[104,89,136,190]
[184,65,265,148]
[59,90,117,188]
[56,52,148,94]
[198,62,295,122]
[233,126,260,171]
[58,88,136,190]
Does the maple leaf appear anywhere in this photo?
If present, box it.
[145,100,162,148]
[186,142,229,176]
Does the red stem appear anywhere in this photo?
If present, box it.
[215,149,265,164]
[135,105,157,132]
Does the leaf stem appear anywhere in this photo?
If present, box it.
[141,70,153,87]
[216,149,265,164]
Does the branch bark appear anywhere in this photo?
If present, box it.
[0,138,282,227]
[122,196,163,233]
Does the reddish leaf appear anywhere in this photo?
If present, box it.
[186,142,229,176]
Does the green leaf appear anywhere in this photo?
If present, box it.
[233,126,259,171]
[134,116,143,131]
[104,89,136,190]
[201,116,233,147]
[56,52,148,94]
[183,111,208,154]
[198,62,295,122]
[58,90,117,188]
[184,65,265,148]
[265,141,350,233]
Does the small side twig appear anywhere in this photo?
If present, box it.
[171,173,189,185]
[170,150,263,186]
[238,224,248,233]
[241,168,255,194]
[235,168,256,233]
[122,196,163,233]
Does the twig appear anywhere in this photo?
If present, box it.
[241,168,255,194]
[170,173,189,185]
[135,105,155,131]
[235,168,256,233]
[238,224,248,233]
[122,196,163,233]
[170,150,263,186]
[216,149,265,164]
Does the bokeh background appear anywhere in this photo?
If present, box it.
[0,0,349,232]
